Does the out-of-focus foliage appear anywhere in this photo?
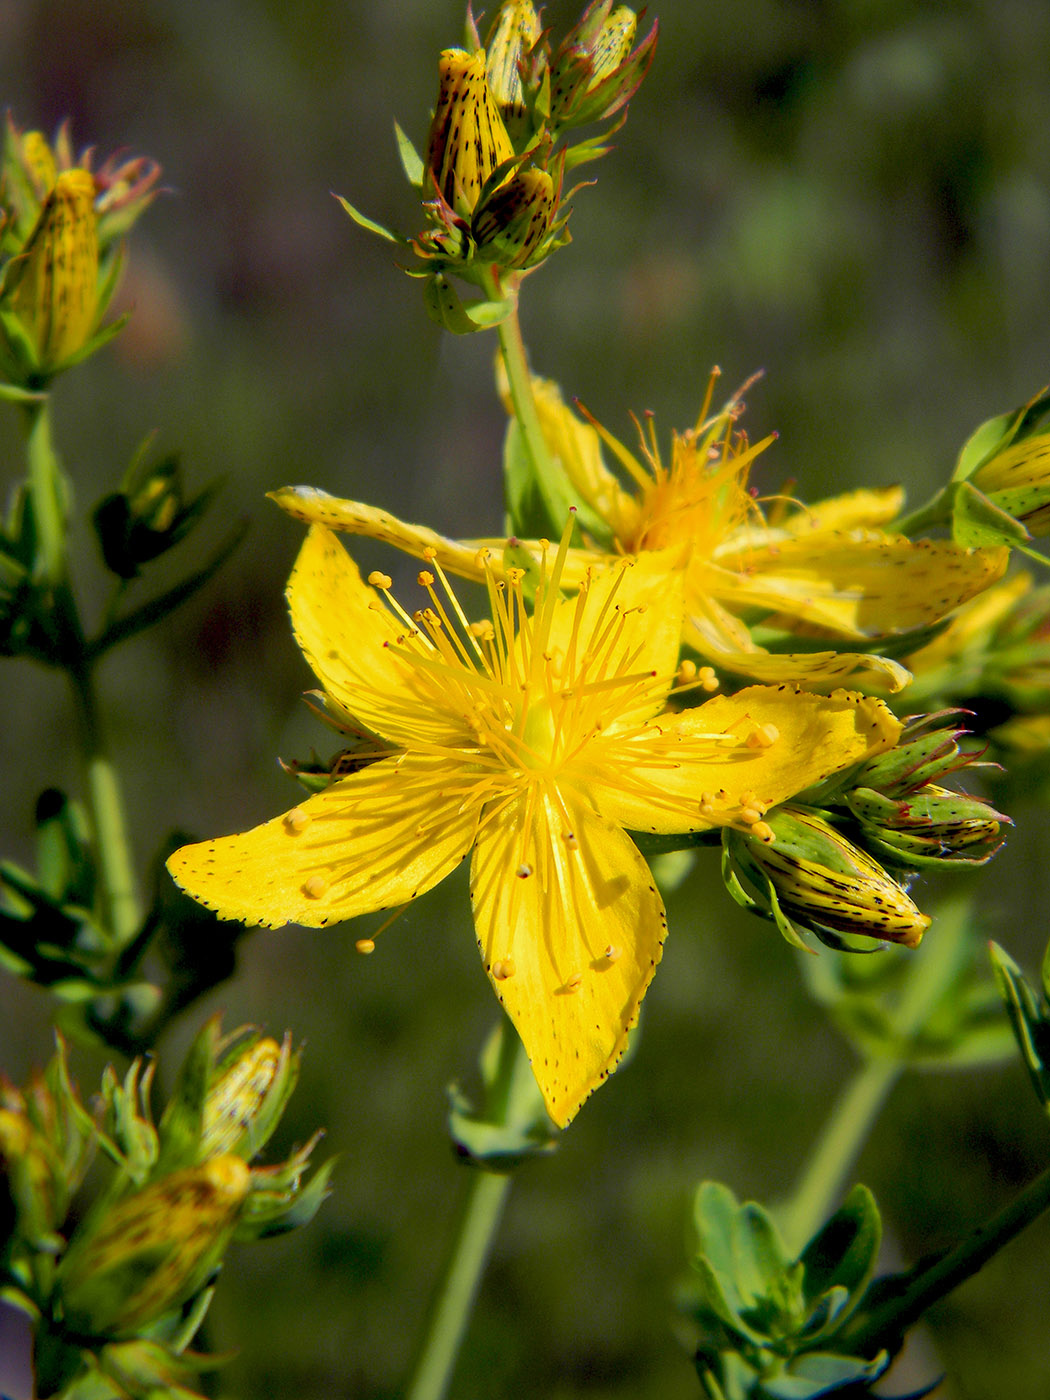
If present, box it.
[3,2,1050,1398]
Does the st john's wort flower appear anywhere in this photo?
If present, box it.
[273,370,1007,693]
[168,522,900,1125]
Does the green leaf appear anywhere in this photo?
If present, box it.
[759,1349,889,1399]
[800,1185,881,1322]
[989,941,1050,1110]
[421,273,512,334]
[447,1018,558,1171]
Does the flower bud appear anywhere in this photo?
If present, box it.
[199,1034,285,1161]
[2,169,99,373]
[57,1154,250,1338]
[971,431,1050,536]
[484,0,541,131]
[847,782,1006,865]
[93,450,217,580]
[726,808,931,948]
[425,49,515,219]
[549,2,658,130]
[472,165,555,268]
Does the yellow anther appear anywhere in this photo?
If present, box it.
[699,791,719,818]
[563,831,579,850]
[565,972,583,992]
[739,790,759,810]
[355,938,376,954]
[750,821,775,844]
[493,958,516,980]
[470,620,495,640]
[303,875,327,899]
[417,570,435,587]
[516,863,533,879]
[676,659,697,683]
[604,945,622,962]
[473,548,491,568]
[368,571,393,589]
[698,667,719,692]
[507,567,525,585]
[284,808,311,834]
[423,546,437,561]
[740,806,764,826]
[746,723,779,749]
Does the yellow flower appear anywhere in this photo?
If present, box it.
[169,524,899,1126]
[274,374,1007,693]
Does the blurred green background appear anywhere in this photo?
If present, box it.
[3,1,1050,1396]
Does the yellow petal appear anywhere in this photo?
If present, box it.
[273,489,490,581]
[710,535,1008,636]
[470,786,666,1127]
[166,753,479,928]
[777,487,905,536]
[580,686,900,835]
[680,631,912,693]
[287,524,472,748]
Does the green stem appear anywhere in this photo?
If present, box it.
[404,1027,534,1400]
[69,658,141,946]
[780,894,977,1250]
[490,276,556,492]
[843,1164,1050,1355]
[778,1056,902,1253]
[25,396,66,586]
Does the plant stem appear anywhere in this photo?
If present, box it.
[843,1164,1050,1354]
[780,895,977,1251]
[490,276,555,490]
[25,396,65,586]
[69,657,141,947]
[404,1027,535,1400]
[778,1056,902,1253]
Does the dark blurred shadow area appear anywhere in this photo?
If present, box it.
[2,2,1050,1397]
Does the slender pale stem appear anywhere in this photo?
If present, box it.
[779,1056,901,1254]
[488,274,556,494]
[780,896,976,1251]
[69,659,141,947]
[404,1026,536,1400]
[25,397,65,586]
[843,1164,1050,1355]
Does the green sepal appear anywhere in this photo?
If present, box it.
[950,478,1031,548]
[448,1017,558,1171]
[421,272,512,334]
[233,1140,335,1241]
[393,121,424,187]
[989,941,1050,1111]
[953,388,1050,481]
[98,1056,159,1182]
[0,378,45,402]
[35,788,95,908]
[333,193,410,246]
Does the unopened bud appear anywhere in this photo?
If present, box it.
[729,808,931,948]
[57,1154,250,1338]
[200,1035,283,1160]
[425,49,514,219]
[2,169,99,372]
[472,165,555,269]
[485,0,541,128]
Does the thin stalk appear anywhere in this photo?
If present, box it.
[780,896,976,1251]
[25,396,65,586]
[778,1056,902,1253]
[489,276,555,489]
[843,1164,1050,1354]
[404,1028,535,1400]
[69,658,141,947]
